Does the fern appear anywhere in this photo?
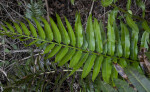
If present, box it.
[25,0,46,20]
[125,67,150,92]
[113,79,135,92]
[0,10,149,84]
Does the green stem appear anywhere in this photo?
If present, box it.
[1,30,138,63]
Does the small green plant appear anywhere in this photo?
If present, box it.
[25,0,46,20]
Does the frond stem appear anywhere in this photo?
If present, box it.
[0,31,139,63]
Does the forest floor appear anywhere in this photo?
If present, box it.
[0,0,150,91]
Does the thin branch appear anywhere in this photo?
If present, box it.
[103,7,106,26]
[19,52,43,61]
[0,3,14,21]
[89,0,94,15]
[5,52,43,72]
[3,36,6,65]
[0,68,9,81]
[44,0,50,23]
[0,49,43,54]
[40,69,84,75]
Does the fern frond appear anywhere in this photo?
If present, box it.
[0,10,149,83]
[125,67,150,92]
[114,79,135,92]
[25,0,46,20]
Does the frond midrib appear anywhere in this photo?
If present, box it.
[0,30,138,63]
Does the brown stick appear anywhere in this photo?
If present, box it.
[44,0,50,23]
